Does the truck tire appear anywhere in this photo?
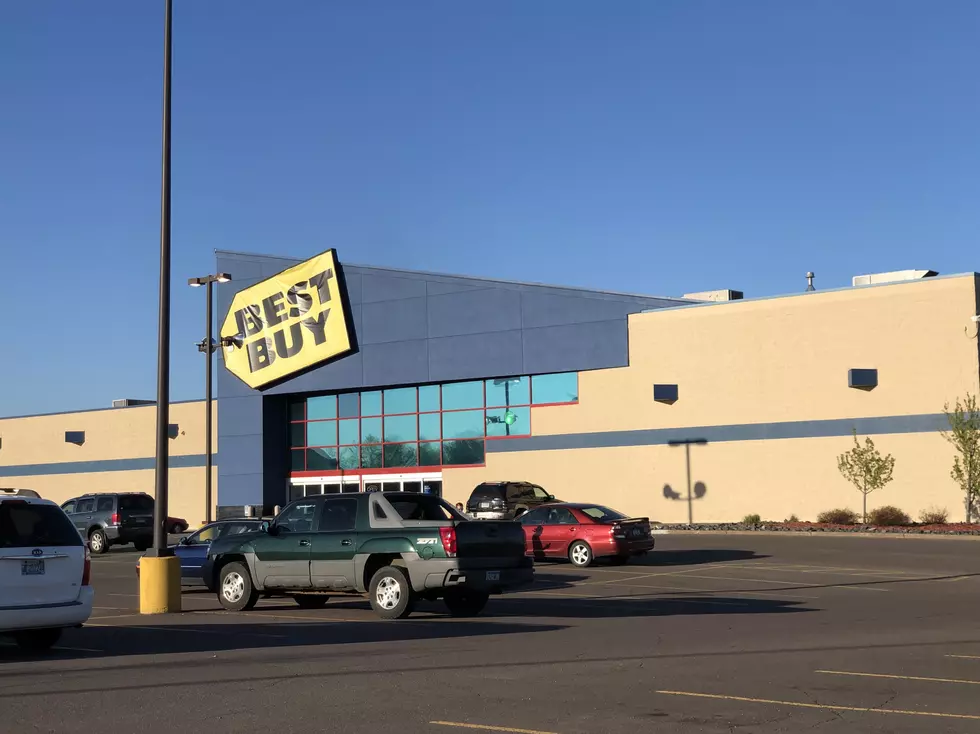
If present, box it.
[218,562,260,611]
[368,565,415,620]
[568,540,593,568]
[89,529,108,555]
[293,595,329,609]
[443,589,490,617]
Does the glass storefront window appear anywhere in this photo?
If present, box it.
[290,372,578,473]
[485,377,529,407]
[383,387,416,415]
[384,414,417,443]
[418,384,440,412]
[360,417,382,444]
[338,418,359,446]
[442,409,485,440]
[531,373,578,405]
[360,391,382,416]
[307,420,337,447]
[307,395,336,420]
[441,381,484,411]
[419,413,441,441]
[486,406,530,437]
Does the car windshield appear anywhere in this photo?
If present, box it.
[119,495,153,511]
[578,505,627,522]
[530,486,552,499]
[385,495,460,522]
[0,502,83,548]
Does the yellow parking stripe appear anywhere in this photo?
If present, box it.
[816,669,980,686]
[430,721,559,734]
[655,690,980,720]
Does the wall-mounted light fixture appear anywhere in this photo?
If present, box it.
[65,431,85,446]
[654,384,679,404]
[848,369,878,391]
[168,424,179,440]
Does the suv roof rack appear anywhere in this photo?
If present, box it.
[0,488,41,498]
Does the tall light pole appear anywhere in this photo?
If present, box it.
[188,272,231,524]
[141,0,179,614]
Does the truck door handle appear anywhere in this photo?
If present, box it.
[298,539,311,547]
[341,539,352,546]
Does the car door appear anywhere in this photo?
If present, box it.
[548,507,580,557]
[252,500,316,589]
[60,500,78,536]
[518,508,549,559]
[176,524,221,583]
[72,498,96,536]
[309,496,359,590]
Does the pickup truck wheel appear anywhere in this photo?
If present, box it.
[369,566,415,620]
[88,529,108,555]
[569,541,593,568]
[218,562,260,611]
[443,589,490,617]
[293,595,329,609]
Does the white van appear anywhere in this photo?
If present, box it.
[0,495,94,650]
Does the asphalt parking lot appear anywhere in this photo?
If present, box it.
[3,533,980,733]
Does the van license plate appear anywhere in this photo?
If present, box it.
[22,560,44,575]
[486,571,500,581]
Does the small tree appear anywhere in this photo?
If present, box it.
[837,431,895,523]
[941,394,980,523]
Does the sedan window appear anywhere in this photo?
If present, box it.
[579,506,627,522]
[519,508,547,526]
[545,507,578,525]
[186,525,220,545]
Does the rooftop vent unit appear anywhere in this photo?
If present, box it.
[851,270,938,287]
[112,399,156,408]
[682,289,744,302]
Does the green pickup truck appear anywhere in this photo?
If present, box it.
[202,492,534,619]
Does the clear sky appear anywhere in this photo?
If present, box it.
[1,1,978,417]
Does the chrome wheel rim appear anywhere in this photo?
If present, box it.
[90,534,103,552]
[571,544,590,565]
[376,576,401,610]
[222,572,245,603]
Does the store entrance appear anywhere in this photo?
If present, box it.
[288,473,443,503]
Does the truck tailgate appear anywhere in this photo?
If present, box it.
[454,521,526,567]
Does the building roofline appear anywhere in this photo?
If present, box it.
[214,248,692,304]
[0,399,204,422]
[642,271,978,315]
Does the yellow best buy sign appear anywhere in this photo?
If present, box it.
[220,249,352,389]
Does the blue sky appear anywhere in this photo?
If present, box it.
[2,1,978,416]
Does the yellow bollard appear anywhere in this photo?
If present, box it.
[139,556,182,614]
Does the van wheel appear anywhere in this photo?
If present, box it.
[293,595,329,609]
[13,628,62,651]
[218,562,260,611]
[89,529,108,555]
[569,541,593,568]
[443,589,490,617]
[369,566,415,620]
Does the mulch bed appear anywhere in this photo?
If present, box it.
[656,521,980,535]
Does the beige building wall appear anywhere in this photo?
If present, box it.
[445,275,980,523]
[0,401,213,527]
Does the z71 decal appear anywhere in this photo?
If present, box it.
[415,538,438,545]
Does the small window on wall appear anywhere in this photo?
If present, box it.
[531,373,578,405]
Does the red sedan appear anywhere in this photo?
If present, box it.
[518,503,655,567]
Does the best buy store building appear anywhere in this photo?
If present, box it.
[1,249,977,527]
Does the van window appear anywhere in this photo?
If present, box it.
[97,497,115,512]
[0,503,83,548]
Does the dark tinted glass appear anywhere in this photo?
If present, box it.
[290,422,305,448]
[338,392,360,418]
[469,484,505,502]
[519,508,547,525]
[319,498,358,532]
[442,439,484,465]
[76,499,95,513]
[119,495,153,511]
[97,497,114,512]
[384,495,454,522]
[383,443,418,467]
[289,400,305,421]
[0,503,82,548]
[307,448,338,470]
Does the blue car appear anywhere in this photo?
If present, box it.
[136,519,265,588]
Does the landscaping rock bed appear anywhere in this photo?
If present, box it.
[655,521,980,535]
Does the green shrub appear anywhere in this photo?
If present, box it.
[868,505,910,526]
[817,508,859,525]
[742,513,762,524]
[918,506,949,525]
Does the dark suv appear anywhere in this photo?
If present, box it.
[465,482,558,520]
[62,493,155,554]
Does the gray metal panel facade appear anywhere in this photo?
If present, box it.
[215,250,684,508]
